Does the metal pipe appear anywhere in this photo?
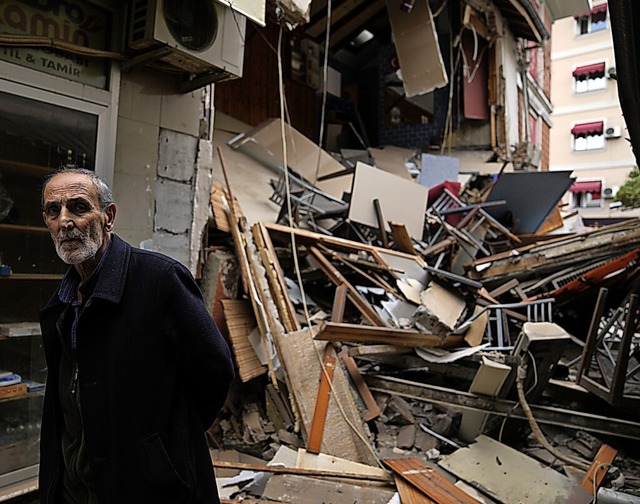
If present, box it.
[596,487,640,504]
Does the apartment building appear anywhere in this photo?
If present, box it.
[550,0,637,221]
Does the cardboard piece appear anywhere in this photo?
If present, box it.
[386,0,448,97]
[368,146,416,180]
[228,118,352,199]
[348,162,428,238]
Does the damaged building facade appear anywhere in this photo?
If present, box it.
[5,0,640,503]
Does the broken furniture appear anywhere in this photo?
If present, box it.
[455,298,556,349]
[424,186,521,274]
[269,170,349,232]
[576,287,640,414]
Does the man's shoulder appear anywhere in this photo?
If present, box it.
[112,235,190,276]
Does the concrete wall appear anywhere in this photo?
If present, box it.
[113,69,210,274]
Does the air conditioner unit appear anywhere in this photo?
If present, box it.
[603,185,619,198]
[605,125,622,138]
[128,0,245,80]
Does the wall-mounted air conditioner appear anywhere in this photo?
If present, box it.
[128,0,245,80]
[603,186,619,198]
[605,125,622,139]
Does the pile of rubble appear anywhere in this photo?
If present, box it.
[200,135,640,503]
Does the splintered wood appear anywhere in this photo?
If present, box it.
[383,458,480,503]
[274,328,379,467]
[220,300,266,382]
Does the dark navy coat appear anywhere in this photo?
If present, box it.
[39,234,234,503]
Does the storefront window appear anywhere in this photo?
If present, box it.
[0,89,98,494]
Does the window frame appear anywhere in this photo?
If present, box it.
[571,121,606,152]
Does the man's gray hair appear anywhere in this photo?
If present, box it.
[41,168,113,210]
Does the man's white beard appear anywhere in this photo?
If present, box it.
[54,226,103,265]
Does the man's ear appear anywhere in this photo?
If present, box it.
[103,203,117,232]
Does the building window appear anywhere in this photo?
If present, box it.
[573,62,607,93]
[570,180,603,208]
[575,3,608,35]
[572,121,604,151]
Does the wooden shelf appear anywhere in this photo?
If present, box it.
[0,159,55,178]
[0,224,49,234]
[0,274,62,281]
[0,391,44,404]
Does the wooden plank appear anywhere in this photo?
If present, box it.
[264,221,425,260]
[220,300,266,383]
[316,321,463,348]
[580,444,618,496]
[306,343,337,454]
[252,222,301,333]
[218,147,278,388]
[212,459,393,482]
[373,198,389,247]
[209,181,232,233]
[338,345,381,422]
[308,246,385,326]
[349,345,411,357]
[394,475,437,504]
[389,221,417,254]
[383,458,480,504]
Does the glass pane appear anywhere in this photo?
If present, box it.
[0,91,97,171]
[0,90,99,483]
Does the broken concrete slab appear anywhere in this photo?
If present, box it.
[261,474,396,503]
[438,435,593,504]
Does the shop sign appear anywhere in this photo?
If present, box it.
[0,0,111,89]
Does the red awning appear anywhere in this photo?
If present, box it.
[570,181,602,194]
[571,121,604,137]
[591,3,608,15]
[572,62,606,79]
[575,2,607,18]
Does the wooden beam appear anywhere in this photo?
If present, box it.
[373,198,389,247]
[580,444,618,496]
[389,221,417,255]
[383,458,480,503]
[306,343,337,454]
[308,246,385,326]
[217,147,278,388]
[316,321,463,348]
[211,460,394,483]
[394,475,437,504]
[338,345,381,422]
[252,222,301,333]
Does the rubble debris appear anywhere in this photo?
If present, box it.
[205,154,640,502]
[438,435,593,503]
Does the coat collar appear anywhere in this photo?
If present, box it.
[90,233,131,304]
[42,234,131,312]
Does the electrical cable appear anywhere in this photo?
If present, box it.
[0,35,122,59]
[274,6,384,468]
[516,355,590,471]
[312,0,333,186]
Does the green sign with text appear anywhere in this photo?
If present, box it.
[0,0,111,88]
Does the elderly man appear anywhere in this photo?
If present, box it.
[39,168,234,504]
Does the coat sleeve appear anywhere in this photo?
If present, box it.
[163,262,235,429]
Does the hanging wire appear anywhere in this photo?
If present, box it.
[311,0,333,186]
[275,6,384,468]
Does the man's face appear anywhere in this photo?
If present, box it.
[42,173,113,265]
